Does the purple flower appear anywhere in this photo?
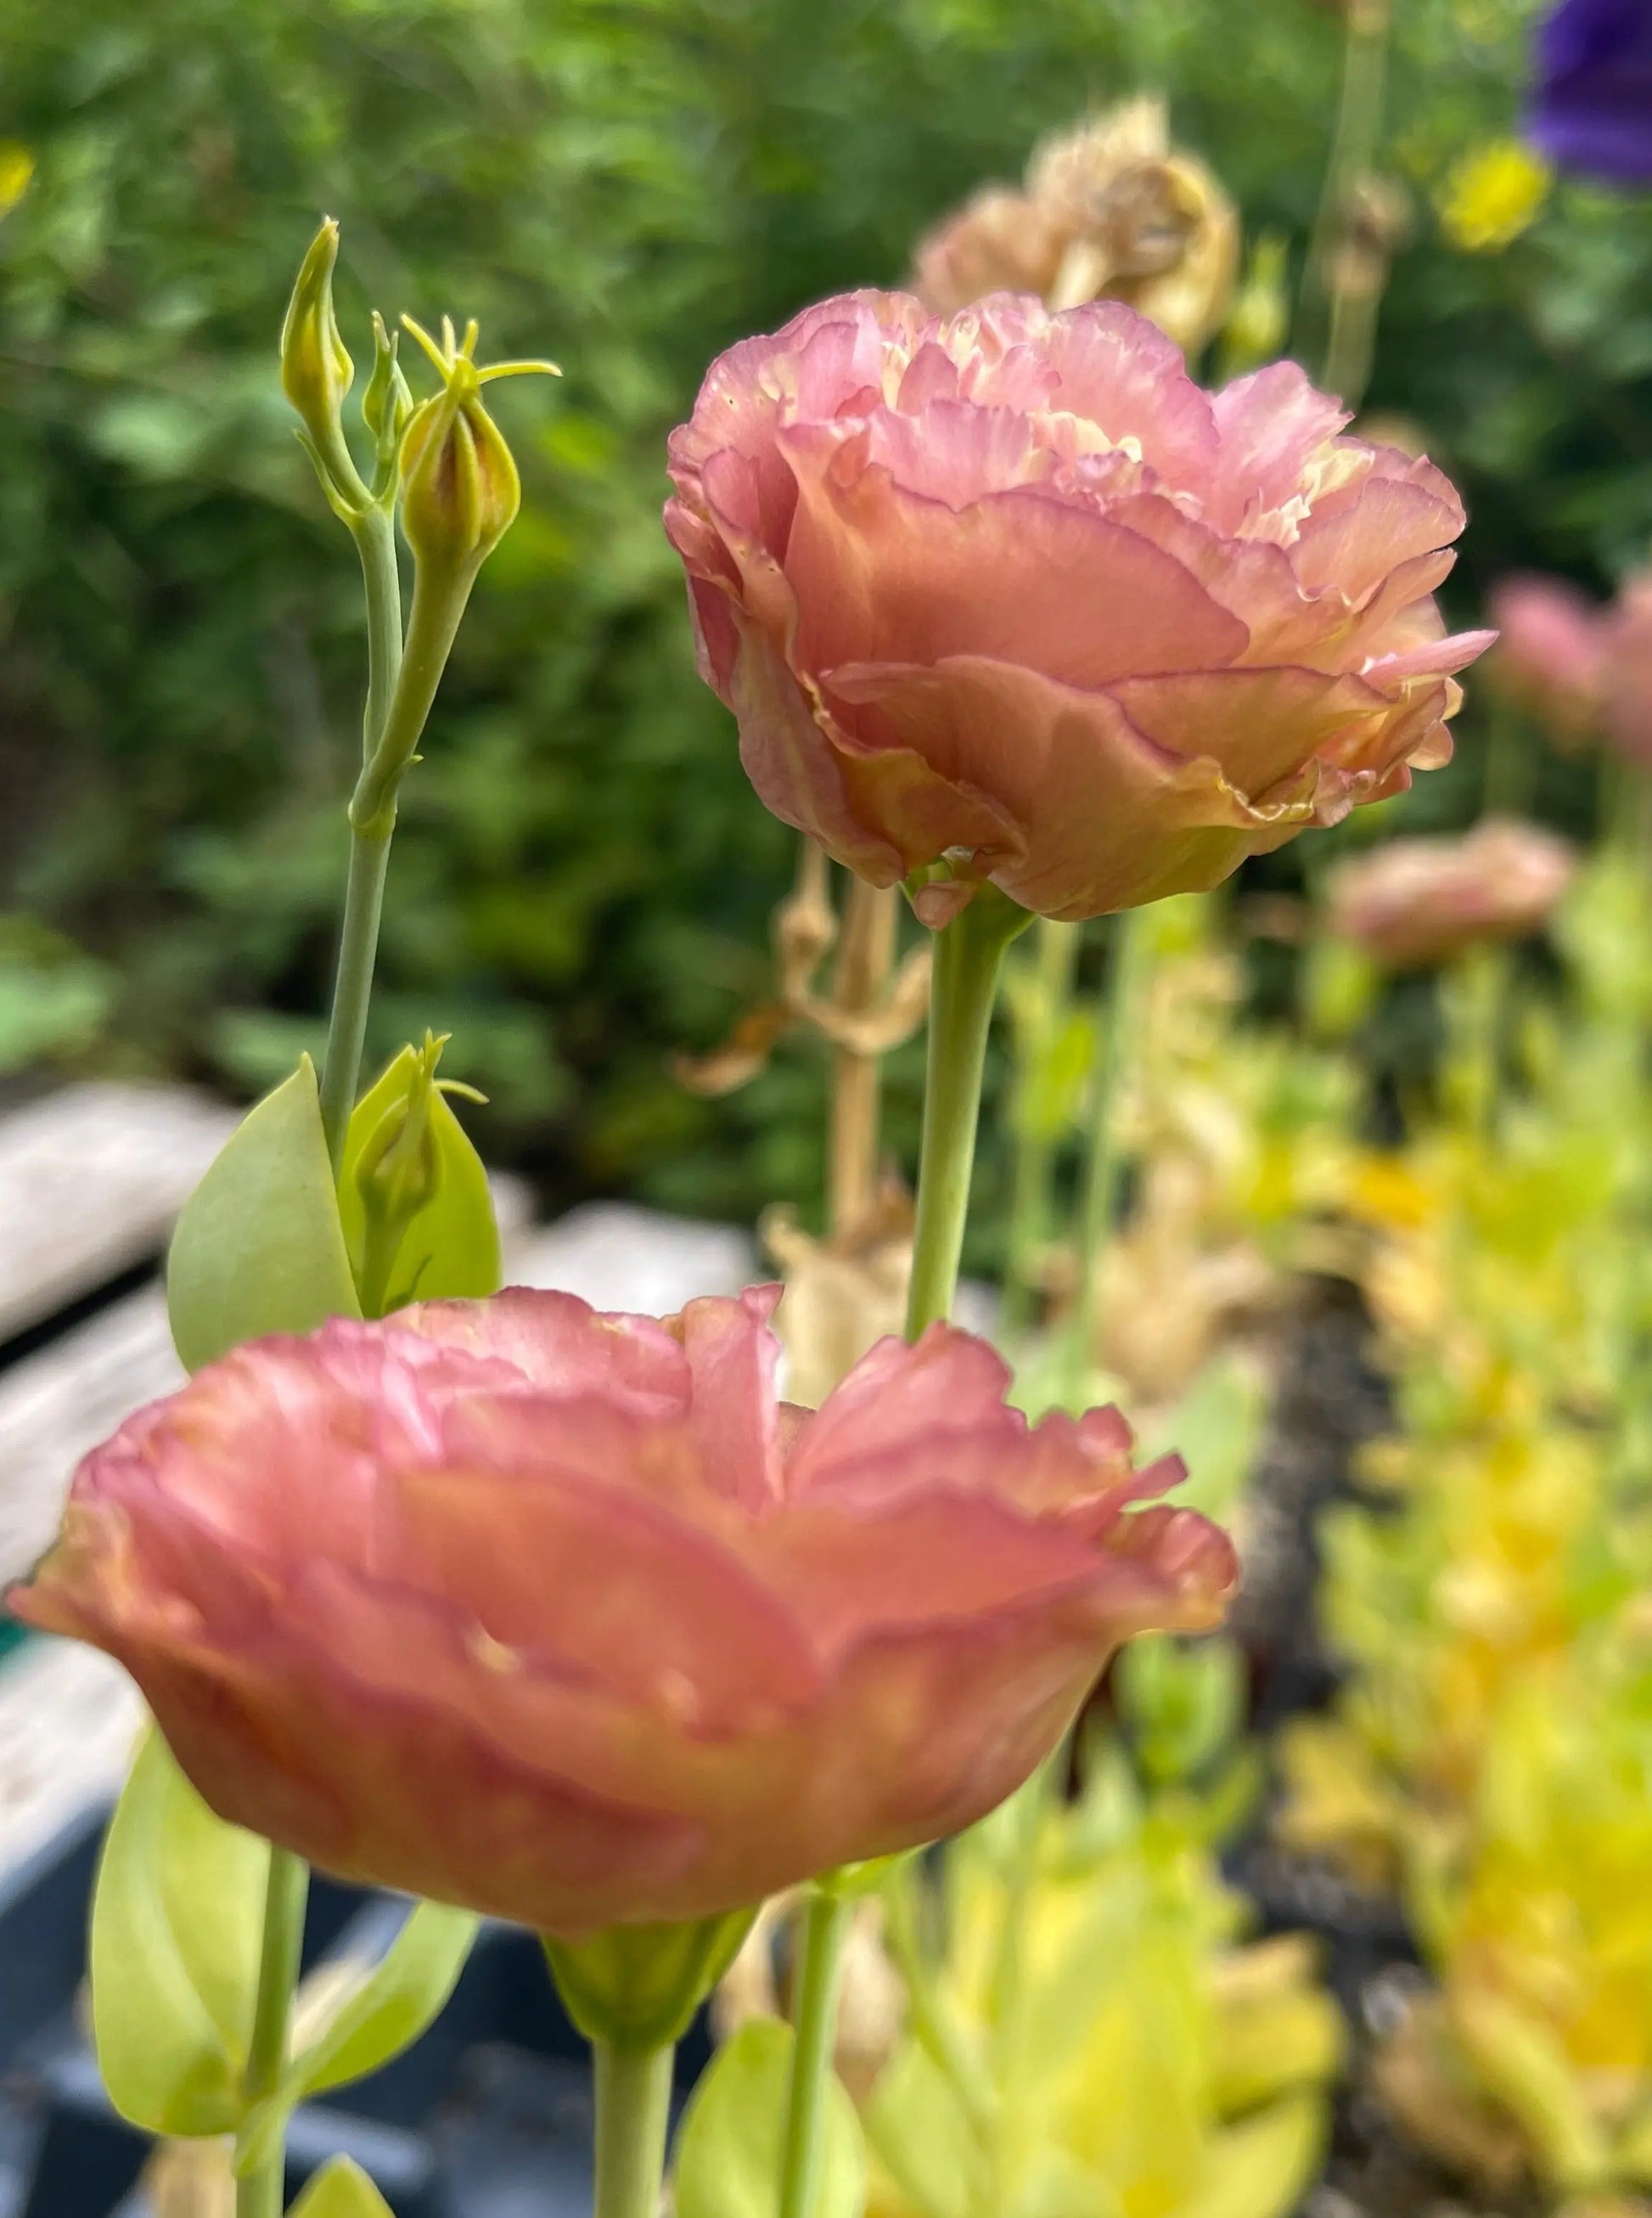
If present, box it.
[1528,0,1652,185]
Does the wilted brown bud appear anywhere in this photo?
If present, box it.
[912,186,1065,316]
[912,99,1239,352]
[1329,174,1412,303]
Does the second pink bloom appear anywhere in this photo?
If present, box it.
[666,290,1491,924]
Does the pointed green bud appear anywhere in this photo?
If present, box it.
[362,310,414,493]
[397,313,558,583]
[280,219,366,508]
[340,1032,499,1319]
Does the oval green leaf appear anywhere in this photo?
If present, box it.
[166,1055,361,1371]
[91,1731,268,2136]
[673,2018,867,2218]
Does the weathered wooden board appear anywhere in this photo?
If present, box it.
[0,1084,237,1343]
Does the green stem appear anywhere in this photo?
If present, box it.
[314,499,406,1169]
[235,1848,310,2218]
[1001,918,1081,1341]
[906,890,1032,1338]
[778,1886,851,2218]
[357,503,404,768]
[317,826,392,1169]
[1301,0,1392,400]
[592,2038,674,2218]
[1063,909,1147,1410]
[351,564,473,838]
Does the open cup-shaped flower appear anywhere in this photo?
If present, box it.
[666,290,1492,926]
[10,1288,1233,1936]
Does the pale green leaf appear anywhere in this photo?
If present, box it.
[289,2156,396,2218]
[296,1901,479,2095]
[91,1731,267,2135]
[1179,2094,1330,2218]
[865,2038,981,2218]
[237,1902,478,2176]
[166,1055,361,1371]
[673,2019,866,2218]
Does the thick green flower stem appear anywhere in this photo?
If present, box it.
[1001,917,1081,1341]
[1062,907,1147,1410]
[592,2039,675,2218]
[907,889,1034,1338]
[235,1847,310,2218]
[317,556,474,1167]
[314,498,402,1166]
[317,824,393,1168]
[778,1885,852,2218]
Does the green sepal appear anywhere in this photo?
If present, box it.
[543,1907,756,2052]
[289,2156,396,2218]
[90,1730,270,2136]
[338,1034,501,1319]
[672,2018,867,2218]
[166,1055,362,1371]
[236,1902,479,2176]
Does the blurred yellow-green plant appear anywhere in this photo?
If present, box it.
[868,1717,1343,2218]
[1377,1647,1652,2207]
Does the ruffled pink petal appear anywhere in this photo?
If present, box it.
[396,1287,691,1412]
[784,1323,1020,1494]
[780,430,1248,685]
[823,655,1314,920]
[1205,363,1353,531]
[671,1286,787,1512]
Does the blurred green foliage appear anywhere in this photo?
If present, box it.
[0,0,1646,1224]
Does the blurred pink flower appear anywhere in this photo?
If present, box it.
[666,290,1491,925]
[1325,817,1576,968]
[1486,573,1604,748]
[10,1288,1233,1935]
[1601,570,1652,768]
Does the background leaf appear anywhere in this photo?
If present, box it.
[673,2018,867,2218]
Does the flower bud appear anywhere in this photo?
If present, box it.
[398,314,559,583]
[344,1030,495,1320]
[280,219,360,498]
[362,309,414,487]
[544,1909,756,2050]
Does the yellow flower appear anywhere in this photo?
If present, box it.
[1436,139,1550,253]
[0,143,34,222]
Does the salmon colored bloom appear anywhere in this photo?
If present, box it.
[1486,573,1604,748]
[10,1287,1233,1935]
[666,291,1491,926]
[1324,817,1576,969]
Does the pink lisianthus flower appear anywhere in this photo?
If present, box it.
[666,290,1492,926]
[9,1287,1234,1936]
[1486,573,1605,749]
[1324,816,1576,969]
